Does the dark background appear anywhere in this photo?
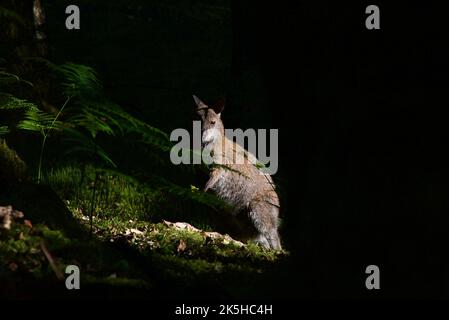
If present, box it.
[248,1,449,298]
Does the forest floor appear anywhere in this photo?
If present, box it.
[0,166,287,299]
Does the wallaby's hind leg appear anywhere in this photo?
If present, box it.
[268,206,282,250]
[268,230,282,250]
[254,234,271,249]
[254,229,281,250]
[249,203,282,250]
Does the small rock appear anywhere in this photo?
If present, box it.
[125,228,144,236]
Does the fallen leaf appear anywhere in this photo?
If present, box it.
[163,220,199,232]
[125,228,143,236]
[173,222,199,232]
[162,220,171,227]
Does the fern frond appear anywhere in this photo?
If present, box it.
[48,62,102,98]
[0,94,38,110]
[68,109,115,138]
[63,127,116,167]
[17,108,64,134]
[79,99,170,141]
[0,126,9,136]
[0,71,33,87]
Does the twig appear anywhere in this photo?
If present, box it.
[40,241,64,280]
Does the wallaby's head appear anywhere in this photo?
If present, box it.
[193,95,225,145]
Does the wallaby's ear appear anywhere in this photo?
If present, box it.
[211,97,225,116]
[193,95,207,111]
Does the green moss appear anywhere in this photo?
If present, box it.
[45,164,161,221]
[0,221,61,278]
[82,274,152,289]
[1,163,287,298]
[0,211,150,288]
[68,210,287,284]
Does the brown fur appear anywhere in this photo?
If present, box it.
[193,95,281,250]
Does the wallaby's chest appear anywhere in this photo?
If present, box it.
[210,167,256,210]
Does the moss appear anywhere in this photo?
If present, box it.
[0,211,155,293]
[45,164,161,221]
[0,219,63,279]
[68,208,287,287]
[1,163,287,298]
[0,138,28,183]
[81,274,152,289]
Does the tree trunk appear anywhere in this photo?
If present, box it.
[32,0,48,57]
[1,0,56,113]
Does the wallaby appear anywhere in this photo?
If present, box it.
[193,95,282,250]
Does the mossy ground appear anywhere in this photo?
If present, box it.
[0,164,287,299]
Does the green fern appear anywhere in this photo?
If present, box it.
[0,71,33,87]
[17,107,64,134]
[0,94,38,139]
[46,62,102,98]
[62,127,116,167]
[16,97,70,183]
[0,126,9,136]
[68,108,115,138]
[0,94,37,110]
[47,61,170,148]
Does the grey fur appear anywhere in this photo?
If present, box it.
[193,95,282,250]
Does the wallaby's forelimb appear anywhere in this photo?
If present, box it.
[204,171,220,192]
